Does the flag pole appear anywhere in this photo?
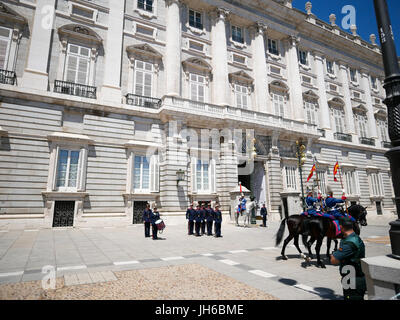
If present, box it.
[336,156,349,214]
[314,157,324,212]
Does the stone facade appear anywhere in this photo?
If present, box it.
[0,0,396,227]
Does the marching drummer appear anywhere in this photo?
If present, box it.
[142,203,152,238]
[151,205,160,240]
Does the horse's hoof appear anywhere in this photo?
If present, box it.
[300,253,307,260]
[282,255,288,260]
[306,256,312,263]
[317,262,326,269]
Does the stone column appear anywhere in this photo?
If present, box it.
[210,8,230,106]
[338,61,356,135]
[360,69,379,139]
[100,0,125,103]
[285,36,304,122]
[313,51,331,130]
[219,137,238,214]
[251,23,270,113]
[21,0,56,90]
[165,0,182,97]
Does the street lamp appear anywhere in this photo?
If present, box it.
[176,169,185,186]
[296,140,307,212]
[373,0,400,259]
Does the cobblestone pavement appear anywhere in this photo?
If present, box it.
[0,216,394,300]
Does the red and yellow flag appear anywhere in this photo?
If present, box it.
[307,164,316,182]
[333,162,340,182]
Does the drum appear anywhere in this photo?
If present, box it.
[155,219,165,231]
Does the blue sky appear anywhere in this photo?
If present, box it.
[293,0,400,53]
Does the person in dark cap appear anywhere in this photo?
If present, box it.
[331,217,366,300]
[260,203,268,227]
[142,203,152,238]
[205,203,214,236]
[200,203,206,235]
[194,204,202,237]
[151,205,160,240]
[186,203,196,235]
[213,204,222,238]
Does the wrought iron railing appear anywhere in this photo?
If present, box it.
[334,132,353,142]
[359,137,375,146]
[126,93,161,109]
[382,141,392,148]
[54,80,97,99]
[0,69,16,85]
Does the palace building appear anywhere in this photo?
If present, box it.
[0,0,396,228]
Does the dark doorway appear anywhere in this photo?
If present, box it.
[133,201,148,224]
[53,201,75,227]
[376,201,383,215]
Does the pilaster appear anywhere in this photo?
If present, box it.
[313,50,331,130]
[360,68,379,139]
[338,61,356,135]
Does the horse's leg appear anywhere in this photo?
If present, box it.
[326,238,331,258]
[294,235,307,260]
[315,238,325,268]
[306,236,315,261]
[334,239,338,251]
[281,233,294,260]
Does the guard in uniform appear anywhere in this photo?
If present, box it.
[205,203,214,236]
[260,203,267,227]
[194,204,202,237]
[325,189,347,219]
[302,191,321,217]
[331,217,367,300]
[151,206,160,240]
[213,204,222,237]
[186,203,196,235]
[142,203,152,238]
[200,203,206,235]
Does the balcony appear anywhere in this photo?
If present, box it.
[0,69,16,85]
[334,132,352,142]
[54,80,97,99]
[382,141,392,148]
[359,137,375,146]
[126,93,161,109]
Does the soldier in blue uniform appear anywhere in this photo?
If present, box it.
[260,203,267,227]
[200,203,206,235]
[142,203,152,238]
[325,188,347,219]
[205,203,214,236]
[186,203,196,235]
[213,204,222,237]
[151,206,160,240]
[236,194,247,226]
[303,190,322,217]
[194,204,202,237]
[331,217,366,300]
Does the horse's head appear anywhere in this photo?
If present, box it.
[348,204,368,227]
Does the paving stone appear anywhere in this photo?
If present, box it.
[64,273,79,286]
[76,272,92,285]
[88,272,105,283]
[100,271,117,282]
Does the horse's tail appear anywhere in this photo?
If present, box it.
[275,218,287,247]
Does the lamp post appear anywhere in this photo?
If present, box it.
[373,0,400,259]
[296,140,307,212]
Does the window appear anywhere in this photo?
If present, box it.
[326,60,334,75]
[65,44,91,85]
[189,9,202,29]
[371,76,378,90]
[235,84,248,109]
[133,155,150,191]
[332,108,346,133]
[191,157,216,193]
[138,0,153,12]
[56,149,80,191]
[369,172,384,197]
[272,93,285,118]
[70,4,97,22]
[190,73,205,102]
[231,25,244,44]
[189,41,204,52]
[298,50,308,65]
[350,68,358,82]
[134,60,153,97]
[0,27,11,70]
[283,165,297,191]
[356,114,368,138]
[267,39,279,55]
[304,100,318,125]
[316,170,327,195]
[232,54,246,65]
[377,119,389,142]
[344,170,359,196]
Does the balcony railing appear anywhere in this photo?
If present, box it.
[0,69,16,85]
[359,137,375,146]
[382,141,392,148]
[334,132,353,142]
[54,80,96,99]
[126,93,161,109]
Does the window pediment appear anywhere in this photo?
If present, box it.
[374,109,387,120]
[127,43,163,61]
[303,90,319,101]
[0,3,27,25]
[352,104,368,114]
[47,132,94,145]
[58,24,102,47]
[182,57,212,73]
[328,97,345,108]
[269,80,289,93]
[229,70,253,85]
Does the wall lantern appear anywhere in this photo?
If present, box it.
[176,169,185,185]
